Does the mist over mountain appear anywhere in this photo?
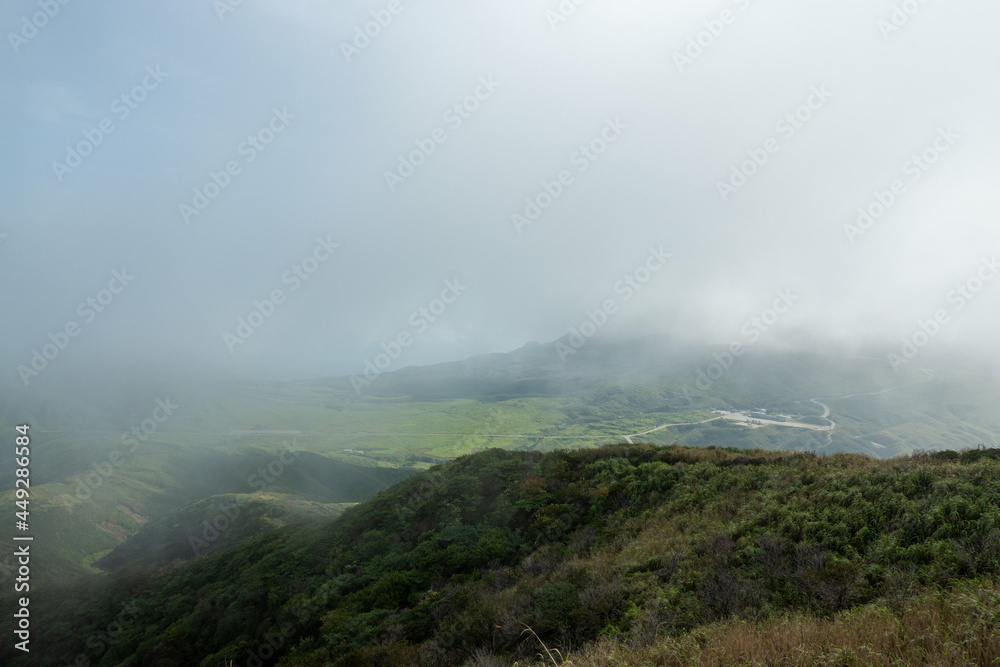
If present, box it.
[4,0,1000,664]
[3,0,1000,384]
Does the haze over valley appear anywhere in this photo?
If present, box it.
[2,1,1000,665]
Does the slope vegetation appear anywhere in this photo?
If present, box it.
[6,444,1000,666]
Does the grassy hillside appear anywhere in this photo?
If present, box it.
[9,442,1000,666]
[520,578,1000,666]
[95,492,356,571]
[2,342,998,664]
[0,444,418,591]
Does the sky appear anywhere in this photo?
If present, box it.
[2,0,999,385]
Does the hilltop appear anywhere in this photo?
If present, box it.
[8,442,1000,666]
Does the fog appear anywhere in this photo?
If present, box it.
[3,0,999,384]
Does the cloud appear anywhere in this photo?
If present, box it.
[2,0,999,382]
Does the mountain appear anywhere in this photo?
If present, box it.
[2,338,998,593]
[312,336,1000,459]
[7,442,1000,666]
[2,337,999,665]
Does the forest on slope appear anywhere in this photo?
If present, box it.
[6,443,1000,666]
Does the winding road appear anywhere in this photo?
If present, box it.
[622,416,723,443]
[621,368,934,448]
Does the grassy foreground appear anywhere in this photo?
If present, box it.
[519,578,1000,666]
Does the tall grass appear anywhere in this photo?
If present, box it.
[523,578,1000,666]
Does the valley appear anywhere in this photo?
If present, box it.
[1,340,998,665]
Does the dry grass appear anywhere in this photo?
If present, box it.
[515,624,575,666]
[522,579,1000,666]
